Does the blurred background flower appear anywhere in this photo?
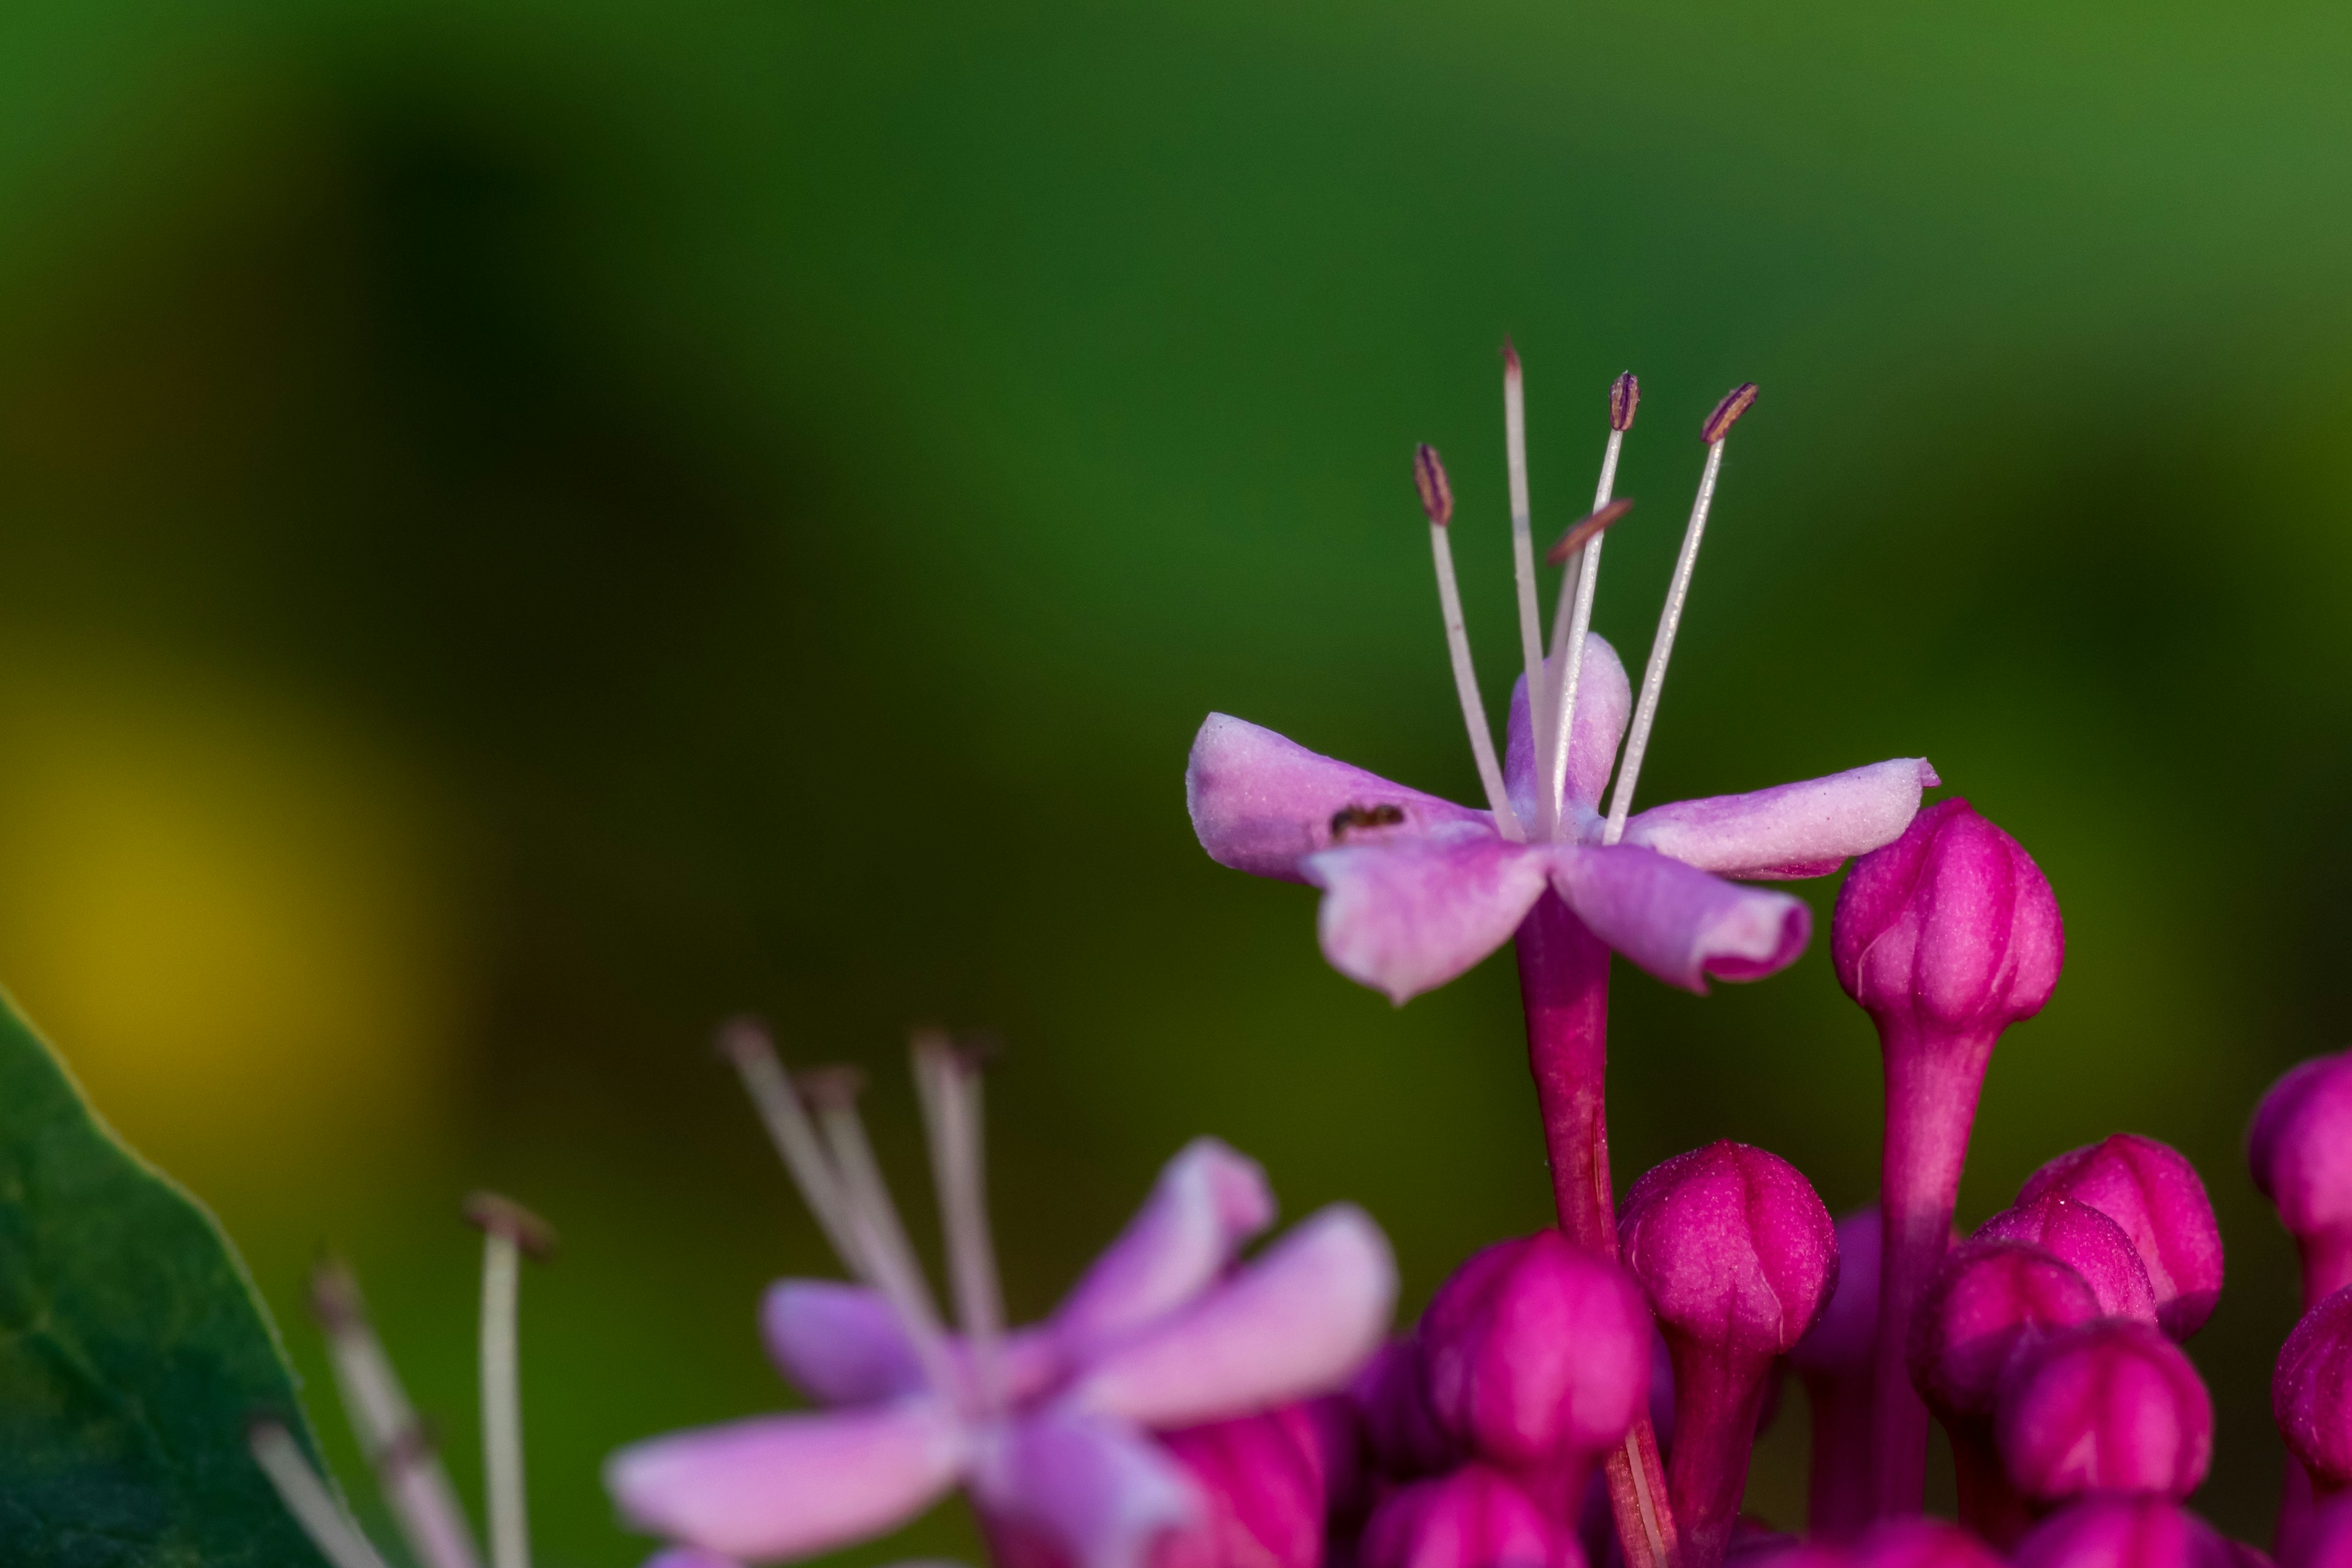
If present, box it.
[1,2,2347,1562]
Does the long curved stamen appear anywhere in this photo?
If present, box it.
[1542,372,1640,837]
[250,1421,393,1568]
[912,1030,1006,1412]
[1414,443,1523,840]
[717,1018,864,1276]
[1602,383,1756,847]
[463,1194,555,1568]
[309,1261,485,1568]
[1503,344,1551,833]
[801,1067,962,1403]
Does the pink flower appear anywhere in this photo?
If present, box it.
[609,1032,1397,1568]
[2252,1054,2352,1312]
[1188,431,1931,1006]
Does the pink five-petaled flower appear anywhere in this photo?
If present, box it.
[608,1034,1398,1568]
[1189,637,1934,1003]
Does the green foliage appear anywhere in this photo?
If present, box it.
[0,989,322,1567]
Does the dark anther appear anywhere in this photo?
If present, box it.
[1413,445,1453,528]
[1330,803,1408,840]
[1610,372,1640,432]
[1702,383,1758,444]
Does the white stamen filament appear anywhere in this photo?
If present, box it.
[1540,426,1626,838]
[312,1266,485,1568]
[249,1422,393,1568]
[479,1232,529,1568]
[913,1034,1006,1411]
[1603,436,1729,846]
[813,1096,962,1401]
[1503,352,1550,835]
[721,1023,864,1276]
[1428,519,1524,840]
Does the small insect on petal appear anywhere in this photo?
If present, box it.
[1610,372,1640,432]
[1700,383,1758,445]
[1330,804,1408,840]
[1545,499,1635,565]
[1413,443,1454,528]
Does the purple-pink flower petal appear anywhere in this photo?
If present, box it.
[970,1410,1199,1568]
[1052,1137,1280,1361]
[606,1401,966,1563]
[761,1280,929,1406]
[1073,1205,1398,1429]
[1502,633,1634,818]
[1188,714,1490,884]
[1551,843,1811,993]
[1304,831,1552,1005]
[1619,759,1939,880]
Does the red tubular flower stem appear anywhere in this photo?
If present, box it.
[1871,1029,1997,1515]
[1514,892,1680,1568]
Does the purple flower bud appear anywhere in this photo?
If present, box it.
[2252,1055,2352,1311]
[1351,1336,1459,1482]
[1359,1463,1585,1568]
[2292,1495,2352,1568]
[2013,1496,2237,1568]
[1832,798,2064,1517]
[1157,1407,1327,1568]
[1994,1320,2213,1503]
[2019,1135,2223,1340]
[1790,1207,1882,1542]
[1975,1194,2158,1325]
[1908,1239,2103,1548]
[1619,1142,1838,1568]
[2277,1286,2352,1496]
[1420,1230,1652,1474]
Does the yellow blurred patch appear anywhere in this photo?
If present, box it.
[0,643,468,1196]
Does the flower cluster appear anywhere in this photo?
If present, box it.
[246,350,2352,1568]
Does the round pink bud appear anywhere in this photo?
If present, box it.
[2276,1286,2352,1491]
[1158,1407,1327,1568]
[1420,1230,1652,1469]
[2019,1135,2223,1341]
[2253,1055,2352,1306]
[1974,1194,2158,1325]
[1909,1239,2103,1420]
[1831,798,2063,1046]
[2013,1497,2236,1568]
[1994,1320,2213,1502]
[1850,1518,2008,1568]
[1359,1464,1585,1568]
[1619,1142,1839,1360]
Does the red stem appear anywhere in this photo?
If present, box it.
[1946,1415,2034,1550]
[1869,1026,1996,1518]
[1662,1338,1776,1568]
[1798,1368,1874,1542]
[1516,892,1680,1568]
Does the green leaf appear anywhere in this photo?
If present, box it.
[0,986,326,1567]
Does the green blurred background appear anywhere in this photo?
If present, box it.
[2,0,2346,1560]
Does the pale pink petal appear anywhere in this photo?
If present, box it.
[646,1551,741,1568]
[1303,829,1553,1005]
[1070,1205,1398,1429]
[1187,714,1490,883]
[1552,843,1811,993]
[762,1281,929,1406]
[970,1410,1199,1568]
[1620,759,1939,879]
[605,1401,965,1562]
[1502,632,1632,820]
[1052,1138,1278,1360]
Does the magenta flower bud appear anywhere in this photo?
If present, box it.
[1420,1230,1651,1476]
[2019,1136,2223,1341]
[1833,797,2064,1517]
[1790,1207,1883,1542]
[1352,1336,1458,1482]
[1974,1194,2159,1325]
[2253,1055,2352,1313]
[2293,1496,2352,1568]
[1619,1142,1838,1568]
[1908,1239,2103,1548]
[2277,1286,2352,1497]
[1157,1406,1328,1568]
[1849,1518,2008,1568]
[1994,1320,2213,1504]
[2014,1496,2237,1568]
[1359,1463,1585,1568]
